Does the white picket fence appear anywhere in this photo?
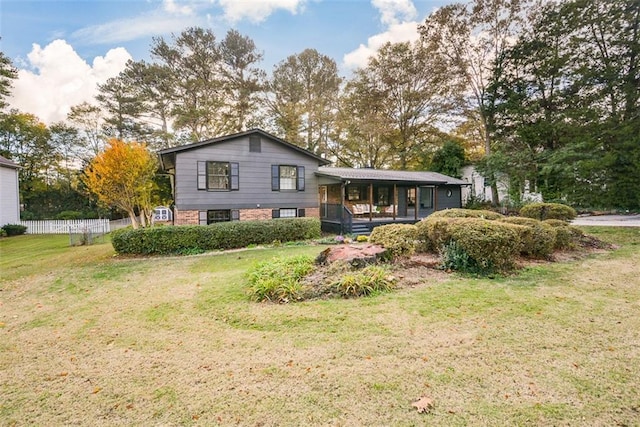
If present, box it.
[20,219,111,235]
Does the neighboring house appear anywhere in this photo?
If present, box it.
[0,154,20,226]
[158,129,469,233]
[158,129,330,225]
[317,167,468,234]
[461,165,542,206]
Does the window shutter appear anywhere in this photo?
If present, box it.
[230,162,239,190]
[297,166,305,191]
[271,165,279,191]
[231,209,240,221]
[272,209,280,219]
[298,208,305,217]
[199,211,207,225]
[197,161,207,190]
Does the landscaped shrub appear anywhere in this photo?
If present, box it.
[447,218,521,272]
[520,202,577,221]
[246,255,315,303]
[0,228,6,238]
[369,224,418,257]
[500,217,557,259]
[110,217,321,255]
[415,217,456,252]
[543,219,583,249]
[333,265,395,297]
[429,208,504,221]
[1,224,27,236]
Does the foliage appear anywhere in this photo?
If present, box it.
[333,265,395,298]
[83,139,158,228]
[267,48,341,157]
[429,208,504,220]
[520,203,577,221]
[415,216,455,252]
[246,255,315,303]
[0,228,6,238]
[356,235,368,242]
[369,224,418,257]
[427,139,467,178]
[440,240,485,275]
[0,45,17,109]
[447,218,521,272]
[499,217,557,258]
[1,224,27,236]
[110,218,321,255]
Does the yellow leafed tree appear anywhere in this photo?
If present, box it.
[84,139,157,229]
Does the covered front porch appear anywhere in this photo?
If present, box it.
[316,167,467,235]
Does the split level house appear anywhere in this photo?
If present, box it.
[158,129,468,234]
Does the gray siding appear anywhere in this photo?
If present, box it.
[174,135,321,210]
[437,185,462,210]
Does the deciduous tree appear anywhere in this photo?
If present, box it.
[83,139,158,228]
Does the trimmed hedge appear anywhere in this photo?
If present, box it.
[520,202,577,221]
[111,218,321,255]
[447,218,521,272]
[429,208,504,221]
[415,217,455,252]
[500,217,556,259]
[543,219,584,249]
[369,223,418,257]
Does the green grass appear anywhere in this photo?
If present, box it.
[1,228,639,425]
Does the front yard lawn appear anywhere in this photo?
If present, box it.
[1,228,639,425]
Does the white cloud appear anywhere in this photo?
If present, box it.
[72,13,200,45]
[163,0,194,15]
[9,40,131,124]
[343,20,420,69]
[372,0,417,25]
[217,0,305,23]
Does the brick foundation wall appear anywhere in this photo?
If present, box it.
[304,207,320,218]
[240,208,273,221]
[175,209,199,225]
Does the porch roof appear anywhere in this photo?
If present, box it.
[316,167,468,186]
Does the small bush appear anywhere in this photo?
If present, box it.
[2,224,27,236]
[246,255,315,303]
[520,202,577,221]
[356,235,368,242]
[429,208,504,221]
[333,265,395,297]
[55,210,84,220]
[448,218,521,272]
[369,224,418,257]
[0,228,7,238]
[441,240,485,274]
[500,217,557,259]
[110,218,321,255]
[415,217,455,253]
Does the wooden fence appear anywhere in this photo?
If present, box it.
[20,219,112,235]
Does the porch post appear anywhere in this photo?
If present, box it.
[434,185,438,212]
[340,182,346,234]
[415,185,419,221]
[393,183,397,220]
[368,183,373,222]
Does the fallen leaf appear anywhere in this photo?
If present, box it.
[92,387,102,394]
[412,396,434,414]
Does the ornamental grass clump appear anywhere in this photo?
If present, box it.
[333,265,395,297]
[246,255,315,303]
[369,224,418,257]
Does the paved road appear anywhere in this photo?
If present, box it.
[571,214,640,227]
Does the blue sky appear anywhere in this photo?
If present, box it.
[0,0,450,123]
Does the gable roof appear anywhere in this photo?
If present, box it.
[158,128,330,171]
[0,154,20,169]
[316,167,469,186]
